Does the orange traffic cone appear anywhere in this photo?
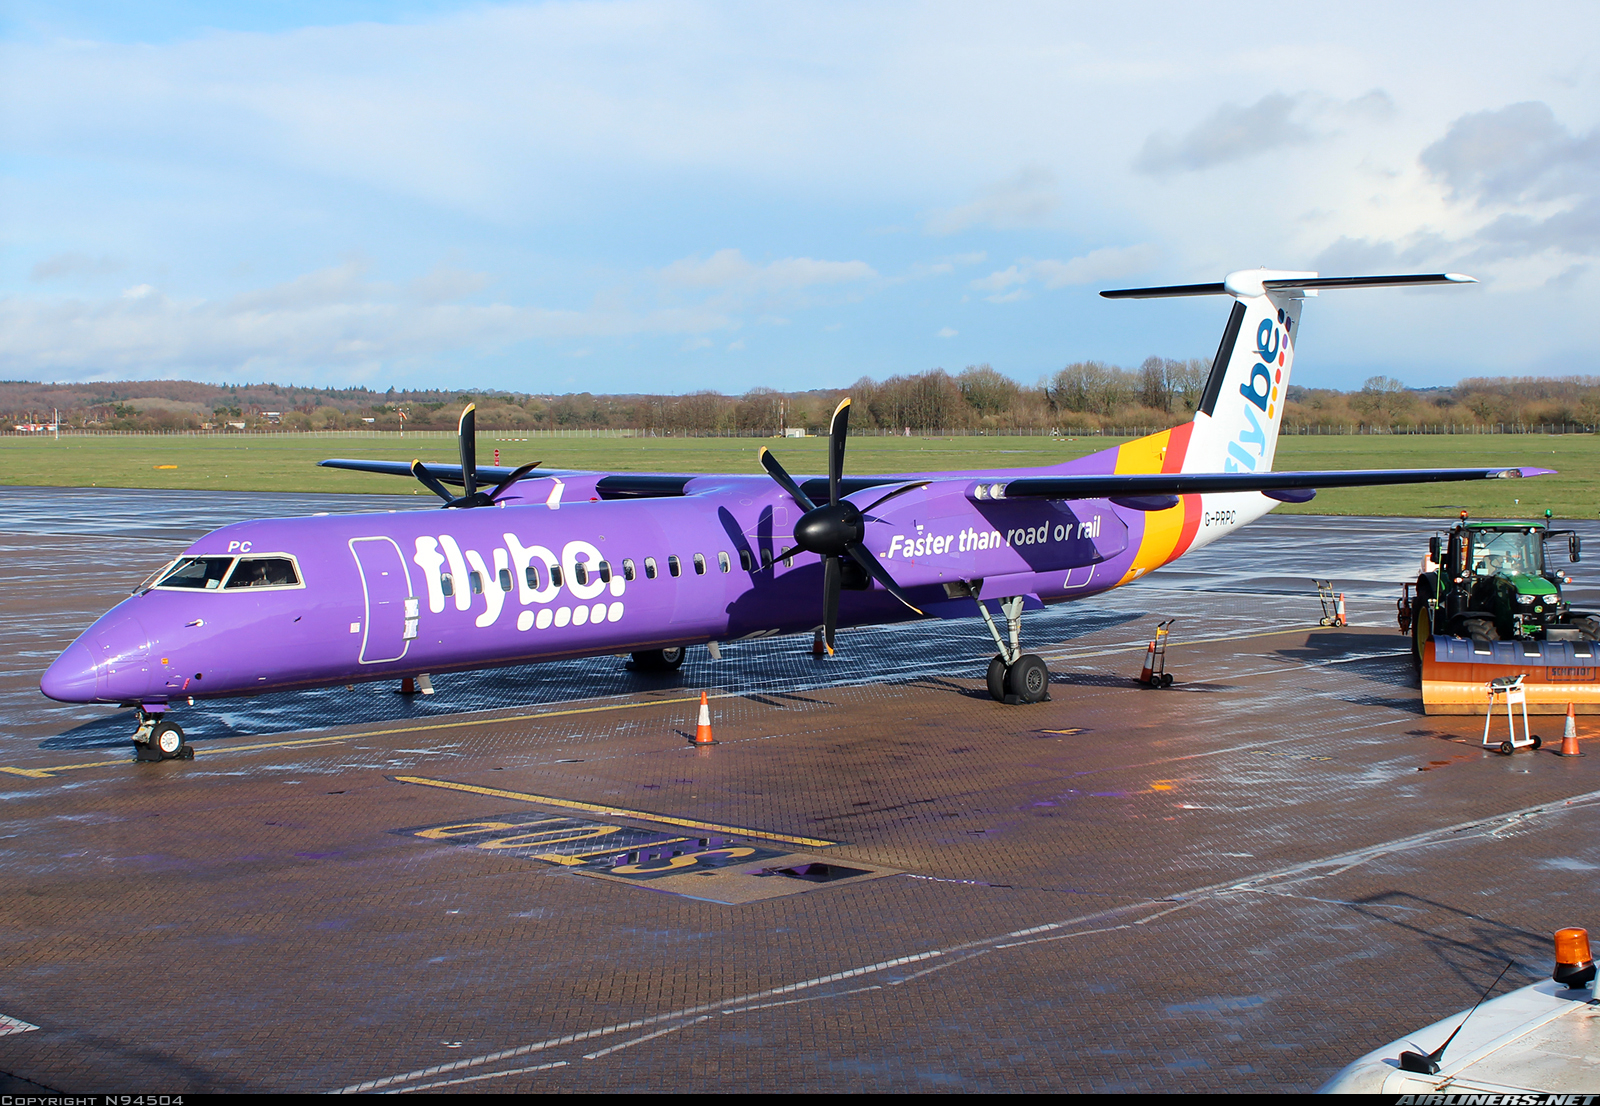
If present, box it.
[1137,641,1155,685]
[1558,702,1584,757]
[398,676,416,695]
[1336,593,1348,627]
[693,691,716,745]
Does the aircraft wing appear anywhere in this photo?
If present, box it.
[318,458,902,500]
[321,457,1554,508]
[987,466,1555,507]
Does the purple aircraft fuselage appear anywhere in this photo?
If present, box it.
[39,454,1162,709]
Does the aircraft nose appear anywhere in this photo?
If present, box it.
[40,639,99,702]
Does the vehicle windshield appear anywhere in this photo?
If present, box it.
[1470,530,1543,578]
[152,556,236,590]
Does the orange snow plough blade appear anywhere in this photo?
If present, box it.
[1422,636,1600,715]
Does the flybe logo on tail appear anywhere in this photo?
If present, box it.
[1225,310,1293,474]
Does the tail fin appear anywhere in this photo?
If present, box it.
[1102,270,1474,475]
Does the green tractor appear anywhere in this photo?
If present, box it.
[1404,516,1594,667]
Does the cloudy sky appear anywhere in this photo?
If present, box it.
[2,1,1597,394]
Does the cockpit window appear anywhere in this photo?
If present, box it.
[224,556,301,589]
[135,559,179,594]
[154,556,236,590]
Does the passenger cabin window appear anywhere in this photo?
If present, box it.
[693,553,707,576]
[525,565,541,590]
[718,551,731,573]
[761,548,772,568]
[598,560,612,583]
[498,568,513,592]
[224,557,300,589]
[155,556,235,591]
[645,557,659,580]
[550,564,564,587]
[441,573,454,597]
[468,571,484,594]
[667,555,682,578]
[739,549,752,572]
[622,559,636,582]
[573,563,588,587]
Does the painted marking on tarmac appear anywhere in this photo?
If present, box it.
[0,1013,39,1036]
[396,811,786,875]
[391,775,838,849]
[340,783,1600,1094]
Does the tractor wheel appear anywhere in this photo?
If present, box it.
[1412,606,1431,673]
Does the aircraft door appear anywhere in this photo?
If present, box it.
[349,537,417,664]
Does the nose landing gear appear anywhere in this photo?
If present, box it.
[132,709,193,762]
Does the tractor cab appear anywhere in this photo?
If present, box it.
[1414,518,1591,647]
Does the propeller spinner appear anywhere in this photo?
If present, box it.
[413,404,541,508]
[759,398,921,654]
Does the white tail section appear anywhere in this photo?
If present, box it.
[1185,270,1310,474]
[1101,269,1475,477]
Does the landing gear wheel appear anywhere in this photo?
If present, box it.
[1499,740,1514,756]
[1531,735,1542,750]
[151,720,186,760]
[987,655,1008,702]
[631,647,686,673]
[1005,654,1051,704]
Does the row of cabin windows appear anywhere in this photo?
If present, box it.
[437,547,790,597]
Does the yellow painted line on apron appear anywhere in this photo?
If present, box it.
[0,695,706,781]
[394,775,837,849]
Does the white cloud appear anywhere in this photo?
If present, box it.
[1134,93,1311,175]
[971,244,1157,301]
[1313,101,1600,279]
[0,262,735,381]
[31,252,122,281]
[658,248,876,292]
[936,326,957,338]
[925,167,1059,235]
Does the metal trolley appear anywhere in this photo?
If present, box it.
[1482,674,1542,755]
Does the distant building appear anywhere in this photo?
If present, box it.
[784,427,806,438]
[264,411,282,424]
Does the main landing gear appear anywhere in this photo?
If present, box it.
[970,591,1051,705]
[132,708,193,762]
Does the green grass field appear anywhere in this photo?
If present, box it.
[1,430,1593,519]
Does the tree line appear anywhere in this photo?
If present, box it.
[5,367,1600,434]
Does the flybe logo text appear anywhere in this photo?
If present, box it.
[887,516,1103,559]
[1226,312,1292,474]
[413,533,625,633]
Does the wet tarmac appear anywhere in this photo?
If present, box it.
[2,488,1599,1092]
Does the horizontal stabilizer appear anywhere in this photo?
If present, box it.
[982,466,1553,502]
[1102,272,1475,299]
